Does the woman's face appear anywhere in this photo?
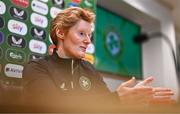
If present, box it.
[62,19,92,59]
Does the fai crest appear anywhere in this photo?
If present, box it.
[79,76,91,91]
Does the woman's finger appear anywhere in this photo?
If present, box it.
[154,91,174,96]
[135,76,154,87]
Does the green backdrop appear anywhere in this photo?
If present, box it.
[94,6,142,79]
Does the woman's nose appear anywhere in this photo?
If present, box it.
[84,36,91,44]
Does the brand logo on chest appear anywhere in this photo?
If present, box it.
[79,76,91,91]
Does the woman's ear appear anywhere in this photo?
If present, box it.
[56,29,64,39]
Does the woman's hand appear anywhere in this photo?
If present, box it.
[116,77,175,105]
[116,77,154,105]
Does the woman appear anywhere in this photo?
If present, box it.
[22,7,174,112]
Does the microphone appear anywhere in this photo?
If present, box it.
[134,32,163,44]
[134,33,149,44]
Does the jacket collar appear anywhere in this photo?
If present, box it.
[50,51,80,67]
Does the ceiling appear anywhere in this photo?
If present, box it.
[97,0,161,32]
[97,0,180,37]
[157,0,180,36]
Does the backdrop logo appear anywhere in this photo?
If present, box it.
[11,0,29,8]
[31,0,48,15]
[31,26,46,40]
[50,7,62,18]
[68,2,78,7]
[0,32,4,45]
[30,13,48,28]
[39,0,48,3]
[105,32,122,56]
[83,0,93,8]
[8,19,27,36]
[0,47,2,59]
[0,16,4,28]
[29,54,43,60]
[71,0,81,3]
[0,1,6,15]
[8,34,26,48]
[52,0,65,8]
[6,49,25,63]
[29,39,47,54]
[10,6,27,20]
[86,43,95,54]
[4,63,23,78]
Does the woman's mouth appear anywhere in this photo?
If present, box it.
[80,46,87,52]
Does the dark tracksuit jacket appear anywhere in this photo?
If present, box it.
[22,52,121,112]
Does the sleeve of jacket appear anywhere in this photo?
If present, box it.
[22,60,60,112]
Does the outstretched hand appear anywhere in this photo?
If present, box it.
[116,77,175,105]
[116,77,154,105]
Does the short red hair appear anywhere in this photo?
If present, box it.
[50,7,95,46]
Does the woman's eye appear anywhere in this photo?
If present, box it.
[79,32,84,36]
